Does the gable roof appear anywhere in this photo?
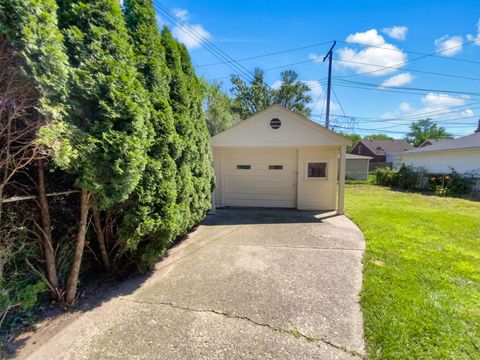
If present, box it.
[358,139,414,155]
[404,132,480,154]
[419,139,452,147]
[211,104,352,147]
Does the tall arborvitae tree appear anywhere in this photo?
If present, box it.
[161,27,213,234]
[177,44,213,226]
[56,0,151,305]
[0,0,70,300]
[121,0,178,268]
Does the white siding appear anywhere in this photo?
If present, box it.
[401,149,480,174]
[213,147,222,208]
[346,159,370,180]
[221,148,297,208]
[210,105,351,211]
[211,106,348,148]
[386,154,402,170]
[297,147,338,210]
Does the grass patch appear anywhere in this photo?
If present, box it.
[345,184,480,359]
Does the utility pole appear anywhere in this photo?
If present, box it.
[322,41,336,129]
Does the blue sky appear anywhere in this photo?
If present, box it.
[154,0,480,138]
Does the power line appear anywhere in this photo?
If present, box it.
[337,40,480,66]
[335,39,476,78]
[198,40,333,67]
[331,86,347,117]
[317,81,480,104]
[311,85,326,113]
[152,1,257,83]
[200,39,480,68]
[329,113,479,124]
[335,58,480,82]
[207,58,327,81]
[331,124,464,137]
[333,78,480,98]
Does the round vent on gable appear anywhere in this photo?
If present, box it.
[270,118,281,130]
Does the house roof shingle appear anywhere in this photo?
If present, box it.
[419,138,452,147]
[404,132,480,154]
[359,139,414,156]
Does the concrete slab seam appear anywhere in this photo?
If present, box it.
[119,297,365,359]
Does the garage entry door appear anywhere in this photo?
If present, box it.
[223,148,297,208]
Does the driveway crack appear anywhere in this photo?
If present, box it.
[120,297,364,358]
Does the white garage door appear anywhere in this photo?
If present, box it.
[223,148,297,208]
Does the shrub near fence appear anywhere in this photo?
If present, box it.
[374,164,476,197]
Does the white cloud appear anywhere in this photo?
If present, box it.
[346,29,386,46]
[399,102,412,112]
[382,26,408,41]
[333,29,408,76]
[434,35,463,56]
[173,8,189,21]
[379,73,413,88]
[466,18,480,45]
[271,80,283,90]
[156,15,165,29]
[157,8,211,50]
[303,80,323,97]
[421,93,467,107]
[382,93,472,121]
[300,80,340,114]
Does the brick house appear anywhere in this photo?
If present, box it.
[350,139,414,170]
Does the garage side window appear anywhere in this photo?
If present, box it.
[268,165,283,170]
[307,162,327,178]
[237,165,251,170]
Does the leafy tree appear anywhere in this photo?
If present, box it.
[405,119,453,147]
[56,0,152,305]
[230,68,312,119]
[121,0,178,269]
[204,81,240,135]
[230,68,272,119]
[364,134,394,140]
[273,70,312,117]
[340,133,362,152]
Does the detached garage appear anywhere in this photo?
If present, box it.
[211,105,351,213]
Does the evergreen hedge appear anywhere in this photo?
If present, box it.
[0,0,213,330]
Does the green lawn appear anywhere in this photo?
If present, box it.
[345,185,480,360]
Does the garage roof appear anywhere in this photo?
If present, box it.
[211,105,352,147]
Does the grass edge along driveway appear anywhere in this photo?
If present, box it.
[345,185,479,359]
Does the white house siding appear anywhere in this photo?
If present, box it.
[386,154,402,170]
[401,149,480,175]
[211,105,351,211]
[297,147,338,210]
[213,147,222,208]
[346,159,370,180]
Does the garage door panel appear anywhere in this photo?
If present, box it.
[223,148,297,208]
[226,192,295,201]
[225,199,294,208]
[225,175,295,183]
[224,182,295,192]
[224,169,296,176]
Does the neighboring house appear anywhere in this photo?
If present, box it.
[401,122,480,176]
[346,154,372,180]
[419,138,452,148]
[350,139,414,170]
[210,104,351,213]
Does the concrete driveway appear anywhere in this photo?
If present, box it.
[22,208,365,360]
